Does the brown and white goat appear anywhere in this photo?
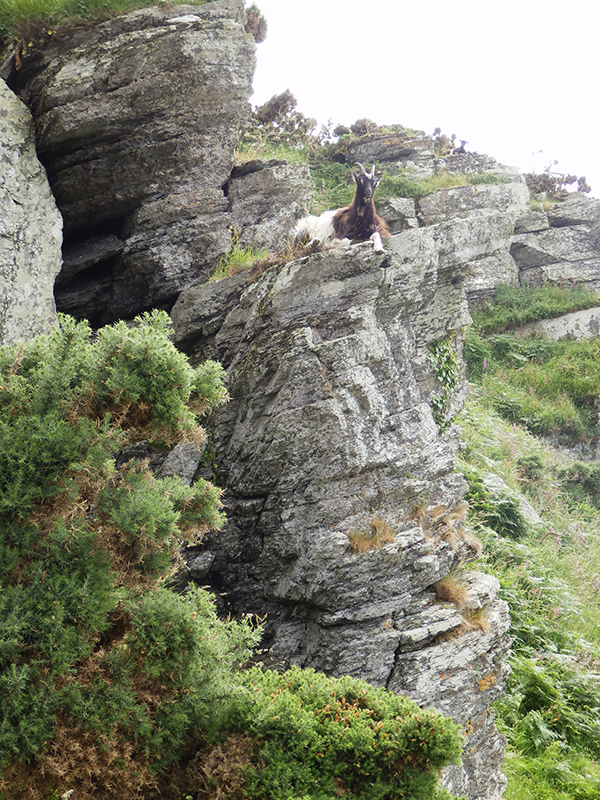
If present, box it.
[294,163,390,253]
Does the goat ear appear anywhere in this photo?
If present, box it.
[352,171,358,184]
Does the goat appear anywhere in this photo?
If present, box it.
[294,163,390,254]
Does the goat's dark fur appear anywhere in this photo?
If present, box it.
[294,163,389,253]
[332,164,390,242]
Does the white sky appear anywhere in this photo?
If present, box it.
[250,0,600,198]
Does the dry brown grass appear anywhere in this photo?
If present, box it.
[432,574,470,609]
[409,500,482,557]
[348,516,396,553]
[0,713,158,800]
[152,734,257,800]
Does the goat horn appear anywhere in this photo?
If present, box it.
[371,164,376,176]
[355,162,367,174]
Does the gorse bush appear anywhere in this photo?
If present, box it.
[237,667,463,800]
[0,311,259,797]
[0,313,465,799]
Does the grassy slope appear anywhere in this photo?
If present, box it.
[461,285,600,800]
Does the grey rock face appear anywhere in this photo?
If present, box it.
[415,180,529,305]
[8,1,255,325]
[547,193,600,227]
[509,193,600,291]
[227,159,314,251]
[0,79,63,345]
[345,132,431,165]
[514,208,550,234]
[514,306,600,341]
[173,225,511,799]
[512,224,600,289]
[376,196,418,232]
[418,180,530,227]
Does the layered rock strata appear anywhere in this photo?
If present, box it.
[172,224,512,799]
[512,193,600,290]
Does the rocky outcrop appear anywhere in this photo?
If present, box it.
[172,223,512,799]
[512,193,600,290]
[227,159,313,250]
[514,306,600,341]
[414,178,529,305]
[0,79,62,345]
[6,0,256,325]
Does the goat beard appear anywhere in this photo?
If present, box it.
[357,197,372,216]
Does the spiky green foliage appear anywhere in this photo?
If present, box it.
[0,312,466,799]
[236,667,464,800]
[0,312,259,798]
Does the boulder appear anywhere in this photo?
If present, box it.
[547,193,600,227]
[227,159,314,251]
[418,179,530,227]
[376,196,419,232]
[514,208,550,234]
[514,306,600,341]
[0,79,62,346]
[344,132,432,165]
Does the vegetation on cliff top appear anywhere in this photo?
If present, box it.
[238,90,509,216]
[0,312,464,800]
[0,0,267,50]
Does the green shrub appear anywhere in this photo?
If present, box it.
[0,312,260,797]
[462,466,528,540]
[559,461,600,507]
[1,313,467,799]
[427,337,461,430]
[210,240,271,281]
[236,666,464,800]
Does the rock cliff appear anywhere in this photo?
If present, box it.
[5,0,258,326]
[0,78,62,345]
[7,3,600,797]
[172,223,511,799]
[511,193,600,291]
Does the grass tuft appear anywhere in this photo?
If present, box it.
[347,516,396,553]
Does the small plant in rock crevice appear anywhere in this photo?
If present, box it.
[427,337,462,431]
[347,515,396,553]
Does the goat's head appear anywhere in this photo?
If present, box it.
[352,163,381,213]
